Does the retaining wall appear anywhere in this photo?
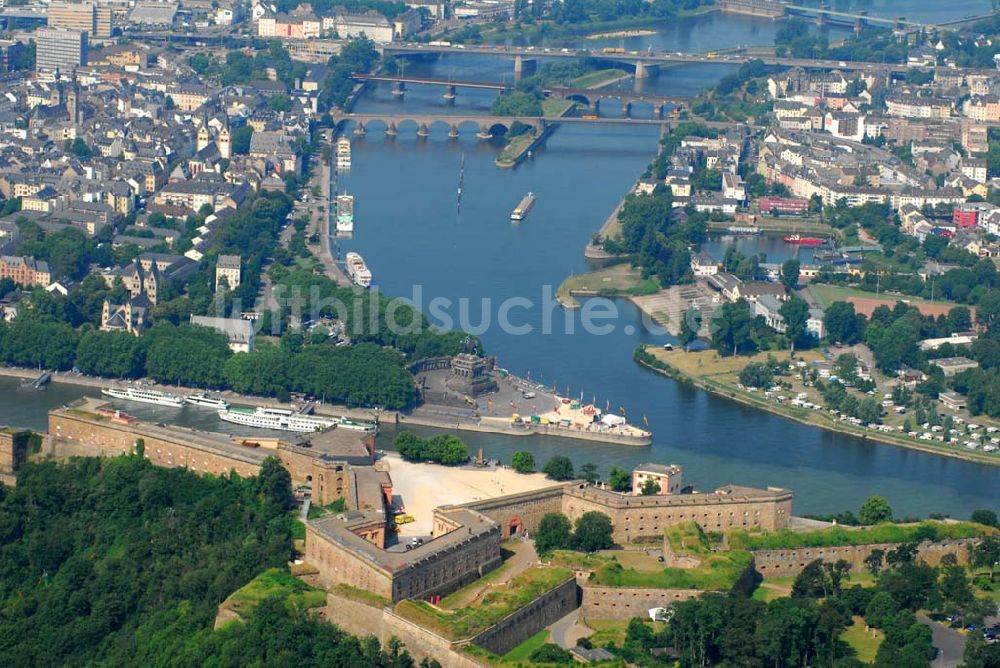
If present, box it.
[580,585,703,620]
[752,539,977,578]
[469,576,579,655]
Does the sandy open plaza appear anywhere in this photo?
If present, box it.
[380,452,559,538]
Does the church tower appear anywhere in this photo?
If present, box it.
[196,124,210,153]
[218,124,231,160]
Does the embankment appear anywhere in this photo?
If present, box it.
[632,348,1000,467]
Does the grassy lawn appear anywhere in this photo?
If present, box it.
[502,629,550,662]
[395,567,573,640]
[331,583,392,609]
[541,98,575,117]
[569,68,628,88]
[583,618,666,647]
[306,497,347,520]
[751,584,788,602]
[730,521,987,551]
[650,347,823,379]
[496,132,536,167]
[551,524,752,591]
[557,263,658,307]
[439,543,520,609]
[810,284,963,311]
[842,616,883,664]
[221,568,326,619]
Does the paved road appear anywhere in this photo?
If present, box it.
[549,609,581,649]
[918,614,967,668]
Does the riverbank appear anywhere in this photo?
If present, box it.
[556,263,657,308]
[634,347,1000,467]
[0,366,652,447]
[495,101,574,168]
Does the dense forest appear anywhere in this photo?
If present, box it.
[0,456,433,666]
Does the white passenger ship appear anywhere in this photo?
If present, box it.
[217,406,337,433]
[185,392,230,410]
[102,386,186,408]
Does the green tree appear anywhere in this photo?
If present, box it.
[528,643,573,664]
[573,511,614,552]
[74,330,145,378]
[640,478,660,495]
[578,462,599,483]
[970,509,998,527]
[511,451,535,473]
[823,301,863,344]
[608,466,631,492]
[780,296,811,351]
[781,258,801,291]
[864,591,896,628]
[231,125,254,155]
[542,455,574,481]
[864,548,885,576]
[679,306,701,349]
[859,495,893,525]
[712,300,755,356]
[534,512,573,554]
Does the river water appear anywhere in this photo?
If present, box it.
[3,7,997,518]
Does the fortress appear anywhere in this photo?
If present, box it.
[19,398,792,606]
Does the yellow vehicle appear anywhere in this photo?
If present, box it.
[395,514,415,525]
[582,114,599,120]
[706,52,718,59]
[602,47,625,54]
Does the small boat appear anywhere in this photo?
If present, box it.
[186,392,230,410]
[102,386,186,408]
[784,234,825,246]
[511,192,536,221]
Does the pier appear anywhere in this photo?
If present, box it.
[18,370,51,391]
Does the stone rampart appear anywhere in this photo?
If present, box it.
[47,410,265,478]
[469,576,579,655]
[752,539,977,578]
[458,484,568,538]
[580,585,702,620]
[322,593,484,668]
[562,483,793,543]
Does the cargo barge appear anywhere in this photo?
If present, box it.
[510,192,536,221]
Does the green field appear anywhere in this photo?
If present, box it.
[395,567,573,640]
[551,524,753,591]
[810,283,963,311]
[502,630,551,662]
[730,521,987,551]
[541,98,575,117]
[569,68,628,88]
[842,616,883,663]
[557,264,659,307]
[221,568,326,619]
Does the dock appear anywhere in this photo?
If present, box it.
[18,370,51,391]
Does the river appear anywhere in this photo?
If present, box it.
[3,5,997,518]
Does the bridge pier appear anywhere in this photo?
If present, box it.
[443,84,456,103]
[816,4,829,28]
[448,123,459,139]
[622,102,632,117]
[416,122,429,138]
[513,55,536,79]
[385,122,397,138]
[634,60,658,79]
[854,10,867,34]
[477,123,492,140]
[353,121,365,137]
[392,81,405,98]
[653,104,663,119]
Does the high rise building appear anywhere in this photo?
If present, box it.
[34,28,88,73]
[47,2,112,38]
